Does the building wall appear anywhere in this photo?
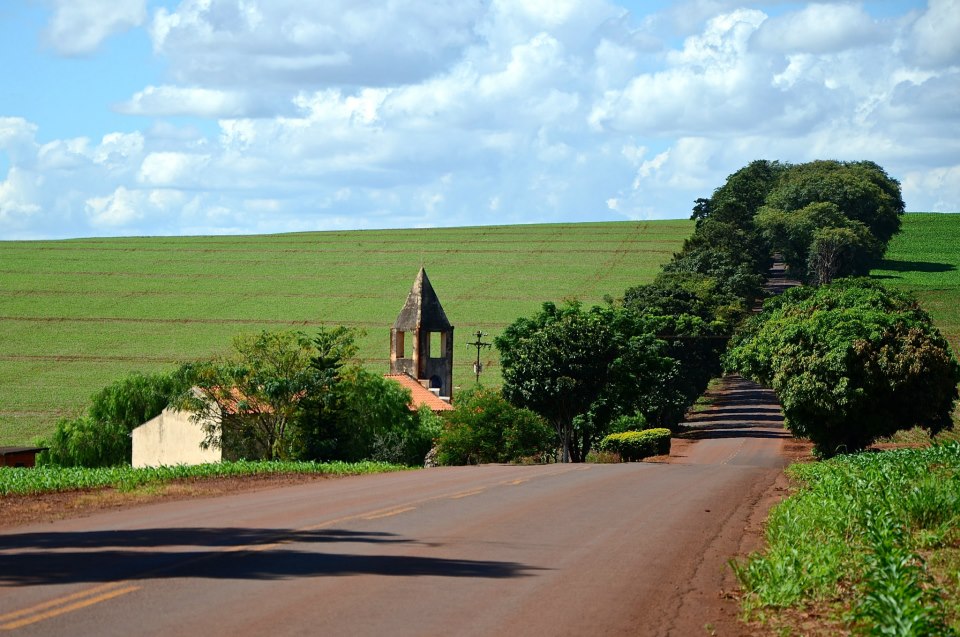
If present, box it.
[132,407,221,468]
[0,451,39,468]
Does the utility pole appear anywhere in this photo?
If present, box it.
[466,330,491,383]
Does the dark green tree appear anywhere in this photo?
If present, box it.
[807,224,879,285]
[756,201,881,282]
[495,302,681,462]
[691,159,786,231]
[764,160,904,249]
[726,280,960,456]
[291,327,436,466]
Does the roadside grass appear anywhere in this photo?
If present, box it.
[0,221,692,444]
[0,460,408,496]
[733,442,960,636]
[688,377,724,414]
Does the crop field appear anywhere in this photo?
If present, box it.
[0,221,692,445]
[871,213,960,356]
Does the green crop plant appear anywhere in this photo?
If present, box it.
[0,460,408,496]
[733,443,960,635]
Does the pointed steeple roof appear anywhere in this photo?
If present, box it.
[393,267,452,331]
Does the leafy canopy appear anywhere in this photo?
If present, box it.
[726,279,960,455]
[495,301,681,462]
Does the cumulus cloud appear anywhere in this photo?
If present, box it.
[43,0,146,55]
[150,0,486,87]
[138,152,212,186]
[3,1,959,239]
[0,117,40,165]
[85,186,144,227]
[907,0,960,68]
[752,4,884,54]
[117,86,284,118]
[589,9,777,135]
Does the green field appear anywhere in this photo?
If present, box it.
[872,213,960,356]
[0,221,693,445]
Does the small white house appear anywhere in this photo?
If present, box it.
[132,407,221,468]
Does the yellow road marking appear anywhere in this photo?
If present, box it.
[0,585,140,631]
[362,506,416,520]
[0,583,123,624]
[449,489,486,499]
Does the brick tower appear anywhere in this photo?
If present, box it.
[389,268,454,401]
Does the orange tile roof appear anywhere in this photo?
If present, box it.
[384,373,453,412]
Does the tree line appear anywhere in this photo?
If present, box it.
[36,159,959,466]
[498,159,957,459]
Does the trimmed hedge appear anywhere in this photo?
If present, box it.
[597,429,671,462]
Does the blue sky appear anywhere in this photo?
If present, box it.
[1,0,957,239]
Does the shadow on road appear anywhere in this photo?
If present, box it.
[1,527,409,551]
[0,528,544,586]
[676,375,788,442]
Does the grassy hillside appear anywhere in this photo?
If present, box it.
[871,213,960,356]
[0,221,692,444]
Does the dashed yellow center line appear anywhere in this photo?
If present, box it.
[0,584,141,631]
[449,489,486,499]
[362,506,417,520]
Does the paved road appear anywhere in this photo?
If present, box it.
[1,383,788,636]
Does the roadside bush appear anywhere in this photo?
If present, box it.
[597,429,671,462]
[435,386,554,465]
[726,279,960,456]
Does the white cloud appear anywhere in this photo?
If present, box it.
[150,0,485,87]
[903,165,960,212]
[0,118,40,165]
[589,9,776,135]
[93,132,145,169]
[907,0,960,68]
[0,168,43,223]
[85,186,144,227]
[752,4,884,54]
[44,0,146,56]
[117,85,280,118]
[137,151,212,186]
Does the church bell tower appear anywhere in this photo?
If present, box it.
[390,268,454,401]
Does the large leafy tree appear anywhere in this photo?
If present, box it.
[180,330,319,461]
[495,302,681,462]
[755,202,881,283]
[764,160,904,247]
[726,280,960,456]
[692,159,786,231]
[292,326,435,465]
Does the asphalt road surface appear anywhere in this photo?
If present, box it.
[1,382,788,636]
